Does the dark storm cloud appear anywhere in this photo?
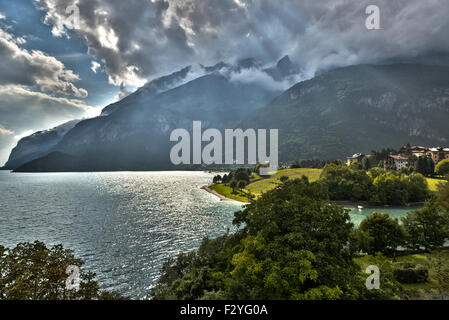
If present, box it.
[37,0,449,86]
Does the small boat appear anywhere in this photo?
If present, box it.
[357,205,364,210]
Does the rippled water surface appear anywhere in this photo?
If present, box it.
[0,171,242,299]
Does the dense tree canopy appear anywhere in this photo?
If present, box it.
[0,241,123,300]
[152,178,393,300]
[319,164,428,205]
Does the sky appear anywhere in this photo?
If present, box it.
[1,0,449,165]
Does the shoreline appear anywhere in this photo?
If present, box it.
[201,185,249,205]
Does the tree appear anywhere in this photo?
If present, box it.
[368,167,385,179]
[358,212,405,255]
[237,180,247,190]
[402,198,449,251]
[373,172,409,205]
[414,157,427,175]
[426,157,435,177]
[428,251,449,299]
[436,175,449,214]
[362,157,371,171]
[279,175,289,183]
[405,173,429,202]
[212,175,222,184]
[320,164,373,201]
[234,169,250,182]
[435,159,449,176]
[229,180,238,194]
[0,241,124,300]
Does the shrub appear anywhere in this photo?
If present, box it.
[435,159,449,176]
[393,263,429,284]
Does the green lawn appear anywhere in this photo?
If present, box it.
[209,184,250,202]
[426,177,447,192]
[246,168,322,197]
[212,168,444,201]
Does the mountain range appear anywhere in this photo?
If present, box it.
[239,63,449,162]
[7,56,297,171]
[5,59,449,172]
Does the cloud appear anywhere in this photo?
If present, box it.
[0,85,95,165]
[0,26,88,97]
[0,86,93,130]
[0,127,13,136]
[227,68,296,92]
[117,82,132,100]
[90,61,101,73]
[0,13,97,165]
[36,0,449,87]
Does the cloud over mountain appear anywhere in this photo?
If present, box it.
[37,0,449,86]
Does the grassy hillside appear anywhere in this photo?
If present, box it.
[246,168,322,196]
[426,177,447,192]
[209,168,323,202]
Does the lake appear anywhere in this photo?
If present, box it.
[347,205,423,227]
[0,171,242,299]
[0,170,422,299]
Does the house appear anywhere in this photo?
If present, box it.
[427,147,449,164]
[410,146,428,158]
[384,154,409,170]
[400,145,449,164]
[346,153,364,166]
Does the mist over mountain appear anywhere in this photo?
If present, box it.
[239,64,449,162]
[3,120,80,170]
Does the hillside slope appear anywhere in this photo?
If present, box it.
[239,64,449,162]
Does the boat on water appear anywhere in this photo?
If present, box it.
[357,205,364,210]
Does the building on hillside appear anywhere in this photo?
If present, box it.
[427,147,449,164]
[411,146,428,158]
[346,153,364,166]
[400,145,449,164]
[384,154,409,170]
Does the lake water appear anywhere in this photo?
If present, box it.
[0,170,422,299]
[347,205,423,227]
[0,171,242,299]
